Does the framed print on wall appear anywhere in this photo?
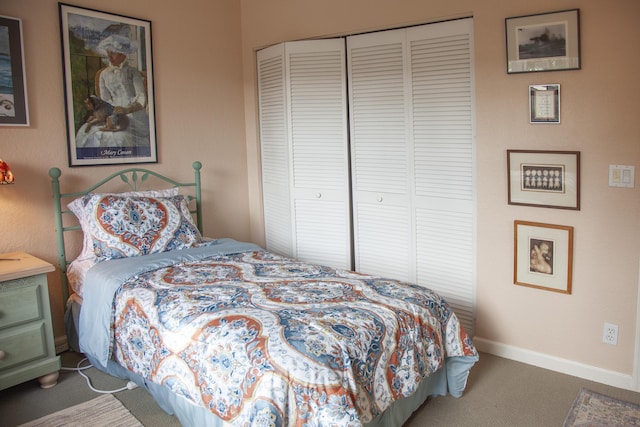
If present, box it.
[506,9,580,74]
[529,84,560,124]
[59,3,157,166]
[0,15,29,126]
[507,150,580,210]
[514,220,573,294]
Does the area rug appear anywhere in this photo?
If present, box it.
[18,393,142,427]
[564,388,640,426]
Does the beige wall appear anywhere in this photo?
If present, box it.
[1,0,251,342]
[2,0,639,387]
[240,0,640,380]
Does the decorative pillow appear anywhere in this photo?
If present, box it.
[68,188,180,262]
[83,194,202,261]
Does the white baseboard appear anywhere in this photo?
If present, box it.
[474,337,637,391]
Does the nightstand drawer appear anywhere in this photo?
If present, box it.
[0,280,42,329]
[0,322,47,371]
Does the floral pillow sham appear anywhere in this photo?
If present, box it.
[70,191,202,262]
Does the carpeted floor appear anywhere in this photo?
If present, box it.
[3,351,640,426]
[563,388,640,426]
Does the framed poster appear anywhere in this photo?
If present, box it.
[59,3,157,166]
[529,84,560,124]
[506,9,580,74]
[507,150,580,210]
[514,220,573,294]
[0,15,29,126]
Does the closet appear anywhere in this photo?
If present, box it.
[257,18,476,334]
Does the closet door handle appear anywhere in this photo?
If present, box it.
[0,350,6,360]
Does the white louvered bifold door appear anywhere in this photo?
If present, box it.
[410,20,476,335]
[257,40,351,270]
[348,29,413,282]
[348,18,476,335]
[258,44,293,258]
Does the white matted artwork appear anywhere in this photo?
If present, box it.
[514,220,573,294]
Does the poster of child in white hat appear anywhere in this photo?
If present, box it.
[59,4,157,166]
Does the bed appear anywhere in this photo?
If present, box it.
[49,162,478,427]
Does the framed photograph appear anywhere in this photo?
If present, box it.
[514,220,573,294]
[506,9,580,74]
[530,84,560,124]
[59,3,157,166]
[507,150,580,210]
[0,15,29,126]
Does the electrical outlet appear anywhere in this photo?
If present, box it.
[603,323,619,345]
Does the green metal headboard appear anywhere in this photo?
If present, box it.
[49,161,203,305]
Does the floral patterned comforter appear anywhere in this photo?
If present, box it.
[98,246,477,426]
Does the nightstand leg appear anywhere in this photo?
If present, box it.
[38,371,59,389]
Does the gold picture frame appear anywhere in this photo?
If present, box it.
[514,220,573,294]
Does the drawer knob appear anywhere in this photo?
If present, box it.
[316,192,322,198]
[377,196,384,202]
[0,350,5,360]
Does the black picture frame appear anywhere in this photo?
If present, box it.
[507,150,580,210]
[59,3,157,166]
[0,15,29,126]
[506,9,580,74]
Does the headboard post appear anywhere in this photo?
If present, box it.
[193,161,203,234]
[49,167,70,305]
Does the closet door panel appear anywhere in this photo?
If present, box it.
[409,19,476,335]
[348,30,413,277]
[257,45,293,257]
[287,40,351,269]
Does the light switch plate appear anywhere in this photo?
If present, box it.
[609,165,635,188]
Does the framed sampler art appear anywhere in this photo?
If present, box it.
[0,15,29,126]
[529,84,560,124]
[506,9,580,74]
[59,3,157,166]
[514,220,573,294]
[507,150,580,210]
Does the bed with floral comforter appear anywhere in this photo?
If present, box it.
[77,238,478,427]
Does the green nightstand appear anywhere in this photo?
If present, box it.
[0,252,61,390]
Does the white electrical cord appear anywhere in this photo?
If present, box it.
[60,357,138,393]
